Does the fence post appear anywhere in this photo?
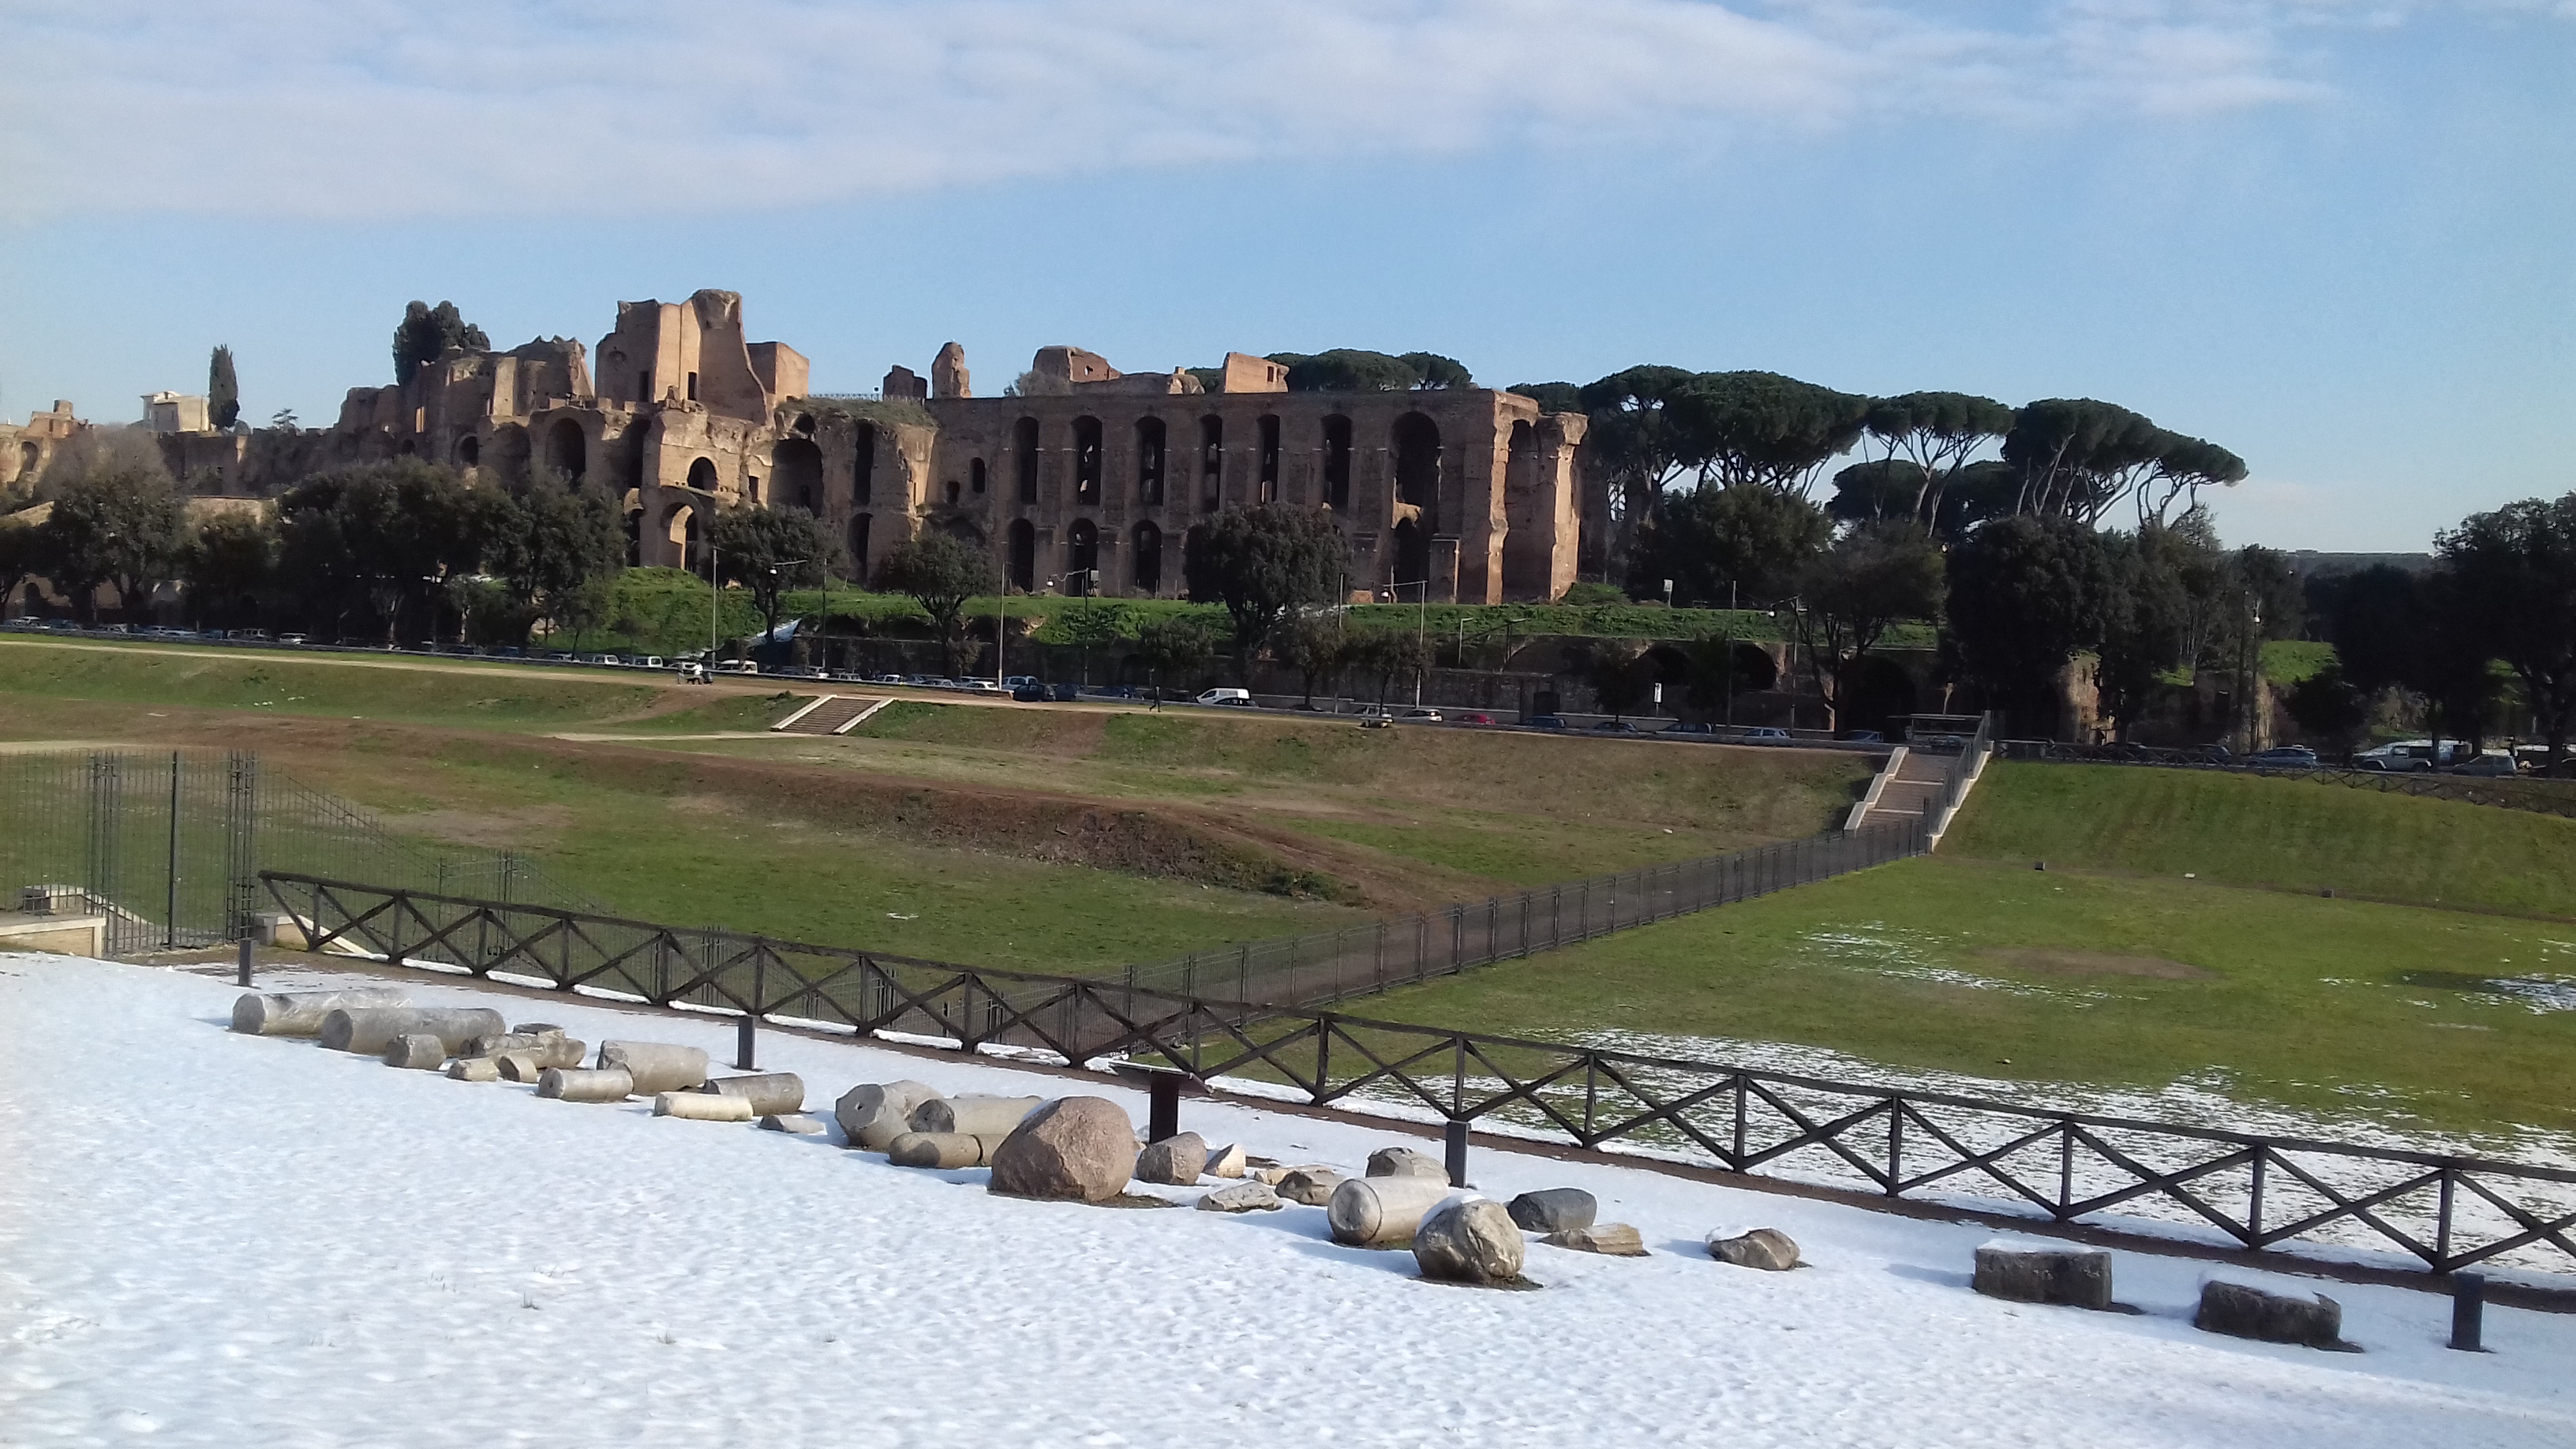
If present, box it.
[1445,1118,1470,1187]
[236,934,254,988]
[736,1011,757,1071]
[2449,1272,2488,1352]
[1148,1072,1181,1144]
[164,751,181,950]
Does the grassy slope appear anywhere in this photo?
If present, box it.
[1367,855,2576,1137]
[1944,761,2576,917]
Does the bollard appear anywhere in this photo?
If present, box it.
[2450,1271,2487,1352]
[736,1013,757,1072]
[1445,1118,1470,1187]
[236,935,254,989]
[1148,1073,1181,1144]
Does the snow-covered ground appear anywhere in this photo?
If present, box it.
[5,954,2573,1448]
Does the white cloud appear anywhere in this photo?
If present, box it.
[0,0,2493,222]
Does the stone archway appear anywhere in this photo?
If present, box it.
[773,437,823,512]
[1007,519,1036,593]
[1067,518,1099,594]
[1393,412,1440,523]
[547,418,587,481]
[1131,521,1163,595]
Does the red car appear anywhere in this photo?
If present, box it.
[1457,712,1496,725]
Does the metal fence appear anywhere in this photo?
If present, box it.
[0,750,602,956]
[259,870,2576,1283]
[2003,741,2576,820]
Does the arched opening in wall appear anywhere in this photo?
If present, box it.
[616,433,646,492]
[489,424,530,482]
[397,439,416,456]
[1498,419,1546,600]
[970,458,987,496]
[1007,519,1036,593]
[1732,642,1780,692]
[456,435,481,469]
[548,418,587,480]
[1067,518,1099,595]
[1013,417,1039,503]
[793,414,816,436]
[1391,518,1428,592]
[1135,417,1166,506]
[1393,413,1440,525]
[848,514,871,586]
[1073,417,1103,504]
[773,438,823,511]
[853,422,878,504]
[686,372,700,402]
[687,456,720,494]
[945,479,960,506]
[18,442,38,478]
[664,504,698,571]
[943,517,985,552]
[1643,645,1691,713]
[1257,415,1281,503]
[1844,655,1919,737]
[1322,415,1353,511]
[623,508,642,567]
[1131,522,1163,595]
[1198,416,1222,511]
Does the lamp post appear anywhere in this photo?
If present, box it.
[1378,578,1432,707]
[764,557,812,672]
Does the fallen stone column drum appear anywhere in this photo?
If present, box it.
[320,1007,507,1055]
[886,1132,990,1169]
[836,1080,941,1151]
[702,1072,804,1116]
[465,1031,572,1059]
[537,1067,635,1103]
[494,1039,587,1081]
[1327,1175,1460,1247]
[653,1091,755,1122]
[231,988,410,1037]
[382,1034,450,1070]
[447,1058,503,1082]
[596,1041,710,1095]
[910,1095,1041,1136]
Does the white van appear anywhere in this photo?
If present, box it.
[1195,688,1253,707]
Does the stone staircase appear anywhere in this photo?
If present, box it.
[1844,740,1990,845]
[771,695,890,736]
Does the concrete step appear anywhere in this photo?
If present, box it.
[776,695,888,736]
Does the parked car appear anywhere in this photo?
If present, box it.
[0,619,36,632]
[633,655,665,670]
[1196,687,1253,707]
[1591,718,1641,734]
[1003,675,1039,690]
[957,679,1005,695]
[2245,745,2319,769]
[1455,712,1496,725]
[1661,721,1718,737]
[1836,729,1885,744]
[2447,751,2521,777]
[234,628,271,642]
[1010,683,1050,702]
[1740,727,1793,745]
[1520,713,1567,731]
[2355,739,2447,773]
[1046,682,1079,702]
[1399,707,1443,723]
[278,632,309,646]
[715,658,760,675]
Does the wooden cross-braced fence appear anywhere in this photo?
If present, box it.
[263,870,2576,1282]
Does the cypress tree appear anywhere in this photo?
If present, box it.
[208,345,240,430]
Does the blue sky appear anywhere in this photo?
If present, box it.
[2,0,2568,551]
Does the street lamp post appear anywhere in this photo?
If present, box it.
[1378,578,1432,707]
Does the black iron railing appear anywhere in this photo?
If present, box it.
[262,871,2576,1282]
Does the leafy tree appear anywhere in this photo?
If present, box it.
[1627,485,1830,607]
[2091,530,2185,740]
[1826,459,1929,527]
[2001,399,2166,523]
[181,509,278,628]
[1786,524,1945,732]
[1576,365,1703,570]
[273,460,486,643]
[710,505,835,650]
[2284,662,2368,754]
[1670,370,1871,496]
[36,457,190,623]
[1930,459,2021,542]
[1569,637,1651,720]
[208,345,241,431]
[1281,350,1418,393]
[391,300,490,385]
[1346,626,1429,710]
[1863,391,2012,530]
[1044,602,1129,686]
[1944,515,2122,736]
[269,407,300,431]
[490,478,625,644]
[1398,352,1473,390]
[1507,381,1584,413]
[1279,612,1350,707]
[1181,504,1349,681]
[2145,436,2248,525]
[1556,581,1628,606]
[1134,616,1217,704]
[874,530,994,676]
[0,513,38,618]
[2435,492,2576,772]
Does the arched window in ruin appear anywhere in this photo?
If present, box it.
[853,422,878,504]
[1132,521,1163,595]
[548,418,587,480]
[489,424,530,481]
[773,438,823,511]
[18,441,39,478]
[456,435,481,468]
[1135,417,1166,506]
[1394,413,1440,519]
[687,456,720,493]
[848,514,871,586]
[945,479,961,505]
[792,414,817,436]
[1013,417,1039,503]
[1322,415,1353,511]
[623,507,642,567]
[970,458,987,496]
[1067,518,1099,594]
[1257,414,1281,504]
[1006,519,1036,593]
[1198,416,1223,512]
[1391,518,1428,593]
[664,504,701,572]
[1073,417,1103,505]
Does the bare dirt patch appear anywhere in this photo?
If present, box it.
[1975,947,2214,981]
[382,803,578,848]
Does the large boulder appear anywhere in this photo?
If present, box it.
[1413,1197,1527,1284]
[595,1041,709,1095]
[1544,1223,1647,1256]
[835,1080,942,1151]
[1707,1228,1801,1271]
[1203,1144,1248,1179]
[987,1097,1139,1203]
[1507,1189,1597,1234]
[1277,1169,1344,1206]
[1135,1132,1208,1185]
[1327,1175,1458,1247]
[912,1095,1042,1137]
[1973,1245,2114,1311]
[2194,1281,2353,1350]
[1197,1181,1282,1214]
[1366,1147,1448,1181]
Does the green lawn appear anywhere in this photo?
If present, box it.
[1365,855,2576,1138]
[1945,761,2576,917]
